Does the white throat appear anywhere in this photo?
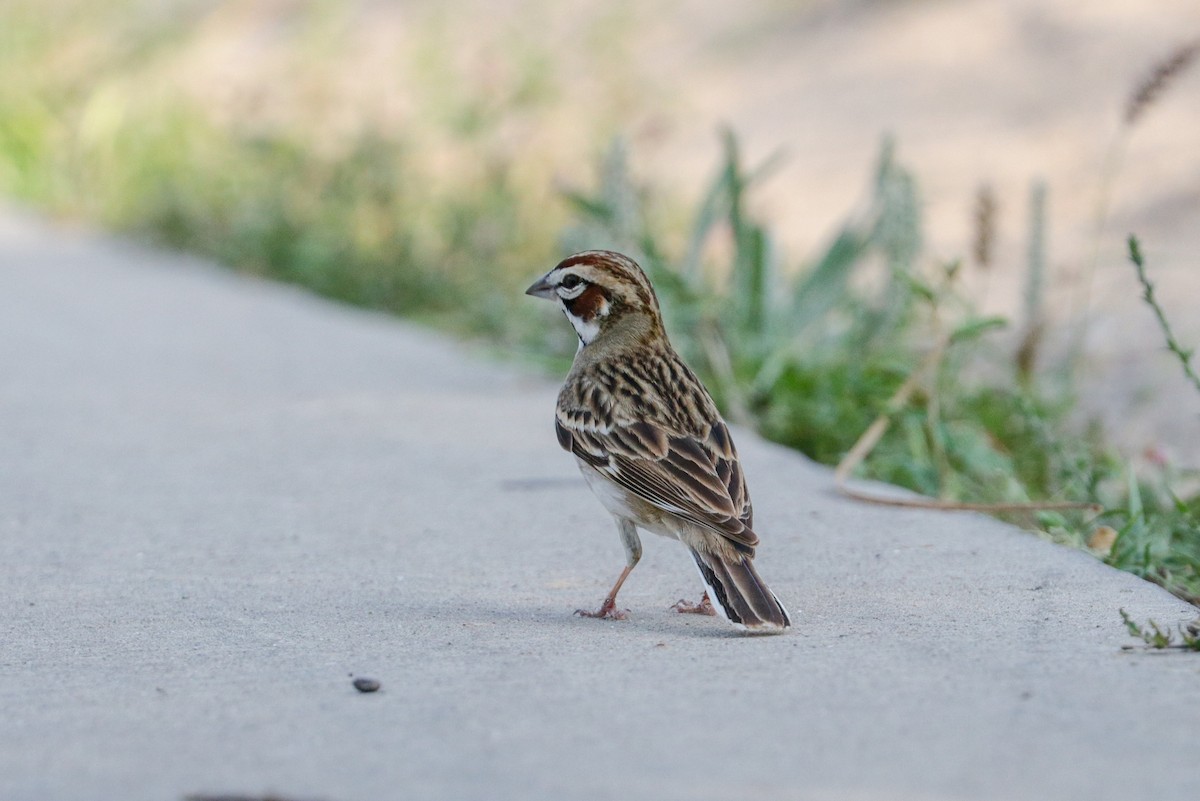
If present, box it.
[564,308,601,348]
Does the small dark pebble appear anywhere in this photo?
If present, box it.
[353,677,381,693]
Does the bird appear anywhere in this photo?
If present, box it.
[525,249,791,633]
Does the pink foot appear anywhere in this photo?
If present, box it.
[575,597,629,621]
[672,593,717,616]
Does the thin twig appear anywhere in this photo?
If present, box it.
[837,487,1101,513]
[1069,129,1124,373]
[834,336,947,488]
[1128,235,1200,395]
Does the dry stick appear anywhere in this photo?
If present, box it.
[833,335,1102,513]
[834,340,940,501]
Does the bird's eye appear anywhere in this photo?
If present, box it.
[560,274,582,290]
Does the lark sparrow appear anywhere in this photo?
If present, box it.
[525,250,791,633]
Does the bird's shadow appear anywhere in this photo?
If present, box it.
[465,598,766,640]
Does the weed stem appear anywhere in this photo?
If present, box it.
[1127,235,1200,396]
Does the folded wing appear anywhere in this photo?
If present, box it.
[556,412,757,552]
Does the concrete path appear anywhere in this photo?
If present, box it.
[2,209,1197,801]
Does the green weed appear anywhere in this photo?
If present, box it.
[1120,608,1200,651]
[0,0,562,342]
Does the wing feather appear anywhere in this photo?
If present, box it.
[557,392,756,549]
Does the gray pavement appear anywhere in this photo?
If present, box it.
[1,208,1198,801]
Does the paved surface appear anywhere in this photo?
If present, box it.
[1,209,1198,801]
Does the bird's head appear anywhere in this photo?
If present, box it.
[525,250,663,348]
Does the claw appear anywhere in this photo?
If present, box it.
[575,597,629,620]
[672,593,717,616]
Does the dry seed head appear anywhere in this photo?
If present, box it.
[972,184,997,270]
[1014,319,1044,381]
[1125,39,1200,125]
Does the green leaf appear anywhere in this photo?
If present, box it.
[950,316,1009,344]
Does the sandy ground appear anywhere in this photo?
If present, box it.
[2,206,1198,801]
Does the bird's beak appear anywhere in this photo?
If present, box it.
[524,274,556,300]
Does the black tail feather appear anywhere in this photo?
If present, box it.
[690,548,791,632]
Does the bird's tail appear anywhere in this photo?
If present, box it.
[689,547,791,633]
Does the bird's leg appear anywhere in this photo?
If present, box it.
[672,592,717,616]
[576,519,641,621]
[575,565,633,620]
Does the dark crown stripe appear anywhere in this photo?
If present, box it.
[554,250,658,314]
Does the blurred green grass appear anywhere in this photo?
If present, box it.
[0,0,571,340]
[2,0,1196,604]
